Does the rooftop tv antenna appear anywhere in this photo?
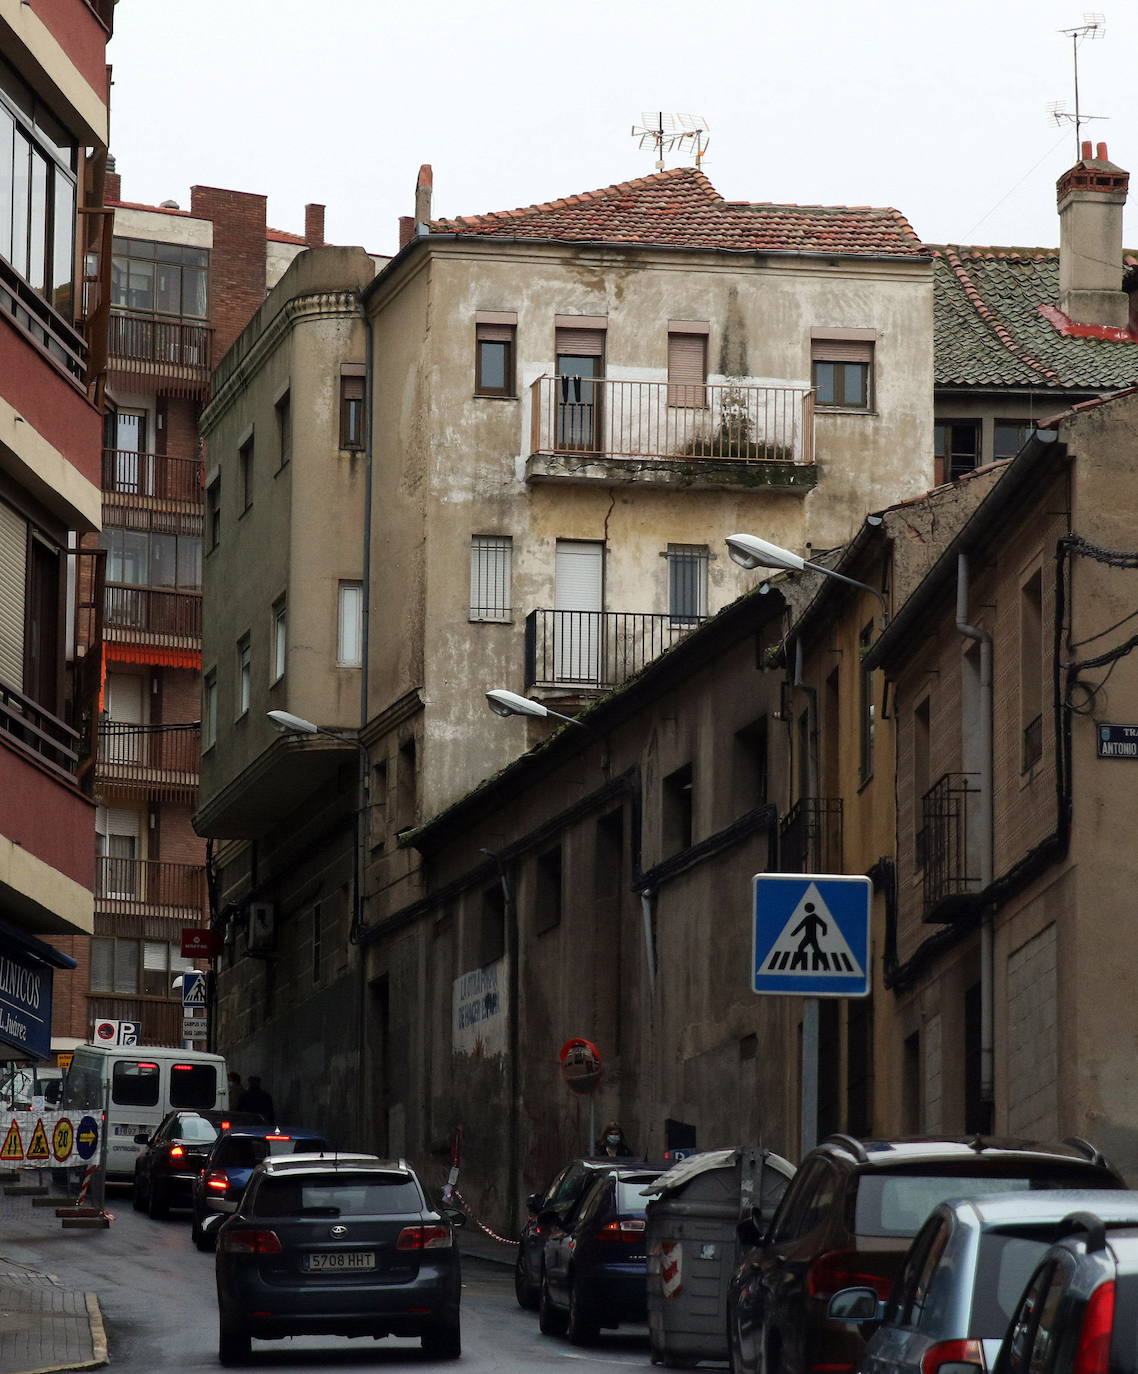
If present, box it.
[631,113,710,171]
[1049,13,1107,158]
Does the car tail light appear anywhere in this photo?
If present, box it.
[920,1339,985,1374]
[206,1170,230,1193]
[595,1218,647,1243]
[808,1251,892,1300]
[168,1146,185,1160]
[1074,1281,1116,1374]
[397,1225,452,1250]
[265,1134,291,1141]
[219,1229,283,1254]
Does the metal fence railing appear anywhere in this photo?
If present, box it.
[524,609,704,690]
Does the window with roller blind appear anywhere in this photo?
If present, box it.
[667,326,708,407]
[475,317,516,396]
[340,366,365,449]
[811,335,874,411]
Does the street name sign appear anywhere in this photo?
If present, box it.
[752,873,871,997]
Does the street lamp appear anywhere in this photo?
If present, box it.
[266,711,370,944]
[725,533,889,623]
[485,689,587,729]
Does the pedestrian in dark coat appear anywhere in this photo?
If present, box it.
[594,1121,634,1157]
[238,1075,275,1121]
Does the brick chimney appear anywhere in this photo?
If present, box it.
[415,164,433,229]
[104,154,121,203]
[189,185,268,359]
[1057,141,1130,329]
[304,203,325,248]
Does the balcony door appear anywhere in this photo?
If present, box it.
[106,671,144,765]
[554,540,603,684]
[556,328,604,452]
[110,410,148,494]
[96,806,140,900]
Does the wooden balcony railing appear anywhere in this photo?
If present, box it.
[780,797,843,874]
[102,449,203,504]
[95,858,206,916]
[919,772,980,917]
[97,722,200,795]
[529,376,814,464]
[0,680,81,780]
[108,310,212,393]
[104,584,201,643]
[524,609,705,690]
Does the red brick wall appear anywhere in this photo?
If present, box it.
[48,935,93,1044]
[159,802,206,868]
[159,397,201,462]
[159,668,199,726]
[189,186,268,362]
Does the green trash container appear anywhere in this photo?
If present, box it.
[644,1147,794,1368]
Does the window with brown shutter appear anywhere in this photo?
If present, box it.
[340,373,365,448]
[668,332,707,408]
[475,322,515,396]
[811,337,874,410]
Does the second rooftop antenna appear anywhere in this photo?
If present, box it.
[631,113,711,171]
[1052,12,1106,158]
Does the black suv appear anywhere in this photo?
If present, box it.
[727,1135,1124,1374]
[995,1210,1138,1374]
[515,1157,625,1309]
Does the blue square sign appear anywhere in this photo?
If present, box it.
[752,873,871,997]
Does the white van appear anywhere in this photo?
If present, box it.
[61,1044,229,1180]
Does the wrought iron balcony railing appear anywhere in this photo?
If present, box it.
[779,797,843,874]
[104,584,201,643]
[919,772,980,916]
[524,609,705,690]
[102,449,203,504]
[0,680,81,780]
[95,857,206,916]
[529,376,814,465]
[108,310,212,391]
[97,722,200,795]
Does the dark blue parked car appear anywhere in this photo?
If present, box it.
[538,1163,664,1345]
[190,1125,328,1249]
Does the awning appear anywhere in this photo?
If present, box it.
[0,920,77,970]
[105,644,201,670]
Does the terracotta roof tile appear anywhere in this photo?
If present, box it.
[430,167,924,258]
[930,244,1138,390]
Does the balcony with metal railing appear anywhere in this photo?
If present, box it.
[524,609,705,691]
[780,797,843,874]
[102,449,203,505]
[108,310,213,395]
[104,584,201,652]
[527,376,816,490]
[918,772,980,918]
[97,722,200,798]
[95,857,206,919]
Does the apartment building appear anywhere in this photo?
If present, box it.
[48,170,327,1051]
[195,163,936,1146]
[0,0,112,1064]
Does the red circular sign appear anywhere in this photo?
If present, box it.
[95,1021,117,1041]
[559,1037,604,1094]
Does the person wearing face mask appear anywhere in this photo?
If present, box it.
[595,1121,633,1157]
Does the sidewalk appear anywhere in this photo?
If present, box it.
[0,1176,106,1374]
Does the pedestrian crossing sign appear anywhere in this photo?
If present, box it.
[752,873,871,998]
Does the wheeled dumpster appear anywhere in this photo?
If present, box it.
[644,1147,795,1368]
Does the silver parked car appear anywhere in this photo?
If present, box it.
[829,1191,1138,1374]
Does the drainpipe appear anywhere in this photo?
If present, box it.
[956,554,994,1117]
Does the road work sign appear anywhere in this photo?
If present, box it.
[752,874,871,997]
[0,1110,97,1167]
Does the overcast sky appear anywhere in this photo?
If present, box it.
[107,0,1137,258]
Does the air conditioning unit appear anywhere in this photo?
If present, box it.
[247,902,276,954]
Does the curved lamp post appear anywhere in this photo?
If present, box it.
[484,689,587,729]
[725,533,888,624]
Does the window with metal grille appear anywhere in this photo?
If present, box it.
[812,337,873,410]
[469,535,512,622]
[664,544,708,625]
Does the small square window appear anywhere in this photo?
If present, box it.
[934,420,981,481]
[995,420,1033,461]
[811,337,874,411]
[475,322,515,397]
